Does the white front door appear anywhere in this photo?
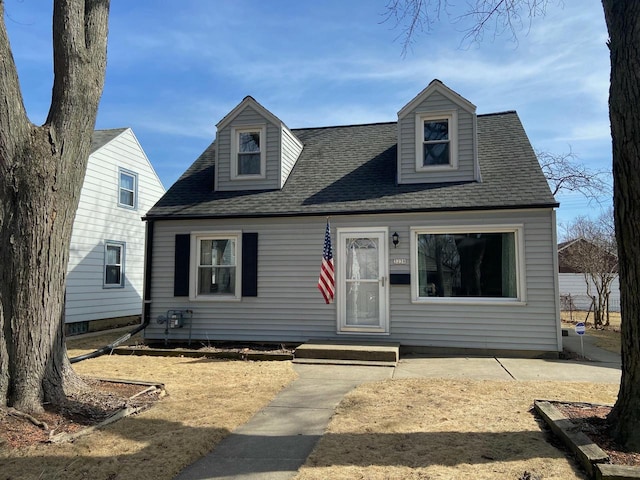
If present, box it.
[337,228,389,334]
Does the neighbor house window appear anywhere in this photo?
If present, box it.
[191,233,241,300]
[104,241,125,288]
[118,168,138,209]
[231,126,266,179]
[411,226,524,302]
[415,111,458,171]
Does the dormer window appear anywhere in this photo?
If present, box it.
[415,111,458,171]
[231,125,266,179]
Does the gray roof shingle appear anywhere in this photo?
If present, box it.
[90,128,127,154]
[145,111,557,220]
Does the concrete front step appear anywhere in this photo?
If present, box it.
[293,340,399,366]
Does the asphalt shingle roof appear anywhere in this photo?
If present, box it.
[90,128,127,154]
[145,111,557,220]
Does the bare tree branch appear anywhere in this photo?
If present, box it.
[382,0,448,55]
[537,148,611,201]
[561,209,617,327]
[383,0,557,51]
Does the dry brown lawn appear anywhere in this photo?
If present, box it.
[295,379,619,480]
[561,310,622,354]
[588,329,621,354]
[561,310,621,329]
[0,329,622,480]
[0,330,297,480]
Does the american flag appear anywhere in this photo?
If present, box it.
[318,220,335,304]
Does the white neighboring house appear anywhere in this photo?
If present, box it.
[65,128,165,333]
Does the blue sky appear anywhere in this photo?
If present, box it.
[5,1,611,231]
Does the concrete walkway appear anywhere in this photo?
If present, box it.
[174,331,621,480]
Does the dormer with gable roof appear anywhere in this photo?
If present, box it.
[397,79,479,184]
[214,96,303,192]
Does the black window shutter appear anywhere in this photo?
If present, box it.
[174,234,190,297]
[242,232,258,297]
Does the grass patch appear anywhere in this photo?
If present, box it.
[560,310,621,329]
[588,329,621,354]
[295,379,619,480]
[561,310,621,355]
[1,329,623,479]
[1,330,297,480]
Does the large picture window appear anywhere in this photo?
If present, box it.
[191,233,241,300]
[412,226,524,302]
[231,126,266,179]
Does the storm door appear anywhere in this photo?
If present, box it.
[337,229,389,334]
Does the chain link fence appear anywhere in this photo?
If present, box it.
[560,293,621,326]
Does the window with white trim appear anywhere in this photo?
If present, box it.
[411,226,524,302]
[231,126,266,179]
[415,111,457,171]
[191,233,241,300]
[104,241,125,288]
[118,168,138,209]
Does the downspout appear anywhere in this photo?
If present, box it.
[551,209,563,353]
[70,219,155,363]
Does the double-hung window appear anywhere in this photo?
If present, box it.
[104,241,125,288]
[415,111,457,171]
[191,233,241,300]
[118,168,138,209]
[231,126,266,179]
[411,226,524,303]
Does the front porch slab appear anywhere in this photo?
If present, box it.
[293,340,399,366]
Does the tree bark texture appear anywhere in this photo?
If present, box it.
[0,0,109,413]
[603,0,640,452]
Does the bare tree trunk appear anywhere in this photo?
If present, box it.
[603,0,640,452]
[0,0,109,413]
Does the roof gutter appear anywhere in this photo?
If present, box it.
[142,202,560,222]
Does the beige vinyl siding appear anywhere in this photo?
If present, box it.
[215,106,281,191]
[146,208,560,353]
[65,129,165,323]
[280,126,303,187]
[399,91,476,184]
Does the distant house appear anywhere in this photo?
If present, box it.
[558,238,620,312]
[65,128,165,334]
[142,80,562,356]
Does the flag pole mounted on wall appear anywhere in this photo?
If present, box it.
[318,218,335,304]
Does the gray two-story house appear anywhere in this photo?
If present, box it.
[142,80,562,356]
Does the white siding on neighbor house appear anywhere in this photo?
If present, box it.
[215,106,281,191]
[66,129,165,323]
[558,273,620,312]
[280,126,303,188]
[146,208,560,353]
[398,90,476,184]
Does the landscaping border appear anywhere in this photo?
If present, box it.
[113,346,293,361]
[534,400,640,480]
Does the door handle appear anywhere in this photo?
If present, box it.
[380,276,385,287]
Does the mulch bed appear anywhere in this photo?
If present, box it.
[138,341,296,354]
[0,378,163,449]
[555,402,640,467]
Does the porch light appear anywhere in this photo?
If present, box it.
[392,232,399,248]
